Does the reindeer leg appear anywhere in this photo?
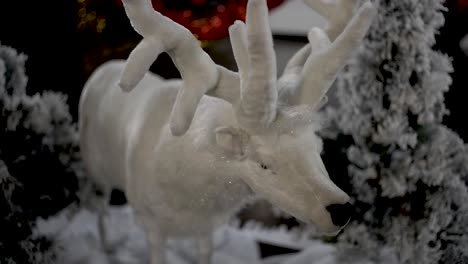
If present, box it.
[147,228,166,264]
[198,235,213,264]
[96,189,113,254]
[135,212,167,264]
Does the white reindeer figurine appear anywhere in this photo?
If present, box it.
[79,0,376,263]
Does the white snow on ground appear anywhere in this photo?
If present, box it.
[36,205,365,264]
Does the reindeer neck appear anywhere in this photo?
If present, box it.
[176,95,255,195]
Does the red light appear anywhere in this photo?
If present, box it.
[117,0,285,41]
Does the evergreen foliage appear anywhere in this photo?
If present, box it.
[322,0,468,263]
[0,44,82,263]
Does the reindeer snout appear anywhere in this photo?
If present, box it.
[326,202,353,227]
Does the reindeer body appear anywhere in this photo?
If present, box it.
[79,0,376,263]
[80,60,253,236]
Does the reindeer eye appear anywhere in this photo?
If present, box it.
[260,163,269,170]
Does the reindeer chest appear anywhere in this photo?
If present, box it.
[125,133,252,235]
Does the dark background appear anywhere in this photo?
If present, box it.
[437,0,468,141]
[0,0,466,260]
[0,0,466,140]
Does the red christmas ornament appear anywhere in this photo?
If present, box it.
[448,0,468,13]
[458,0,468,12]
[117,0,285,41]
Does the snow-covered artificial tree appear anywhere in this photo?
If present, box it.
[0,44,83,263]
[322,0,468,263]
[461,33,468,56]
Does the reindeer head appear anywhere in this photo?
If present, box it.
[119,0,376,234]
[215,107,353,233]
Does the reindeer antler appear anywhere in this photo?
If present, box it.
[298,1,376,107]
[120,0,240,136]
[229,0,278,131]
[120,0,376,135]
[278,0,376,108]
[306,0,362,41]
[121,0,280,135]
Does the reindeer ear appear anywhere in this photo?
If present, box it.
[215,126,248,157]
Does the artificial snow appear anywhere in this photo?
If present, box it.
[35,205,363,264]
